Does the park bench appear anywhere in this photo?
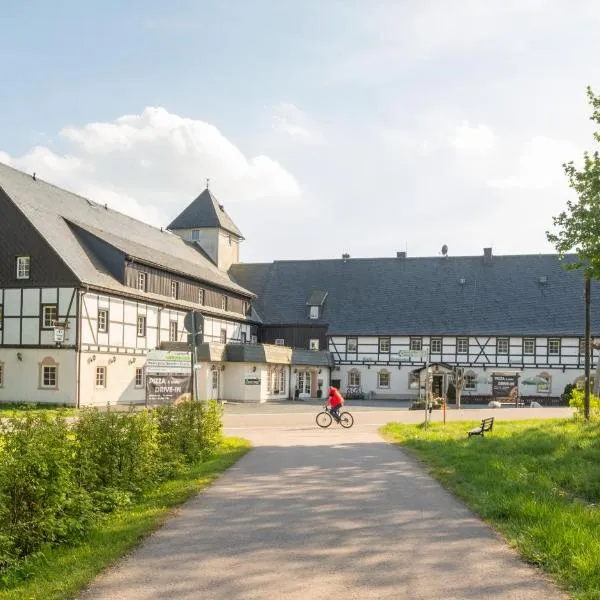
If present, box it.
[467,417,494,437]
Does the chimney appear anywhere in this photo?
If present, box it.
[396,251,406,259]
[342,253,350,261]
[483,247,492,263]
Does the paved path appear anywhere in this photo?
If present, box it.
[79,408,570,599]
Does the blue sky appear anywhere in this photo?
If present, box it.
[2,1,600,262]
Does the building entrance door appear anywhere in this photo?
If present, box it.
[432,374,444,398]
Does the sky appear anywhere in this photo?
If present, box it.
[1,0,600,263]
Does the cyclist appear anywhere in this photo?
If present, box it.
[327,386,345,422]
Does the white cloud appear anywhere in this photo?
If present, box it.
[488,136,578,190]
[271,103,324,143]
[2,107,301,228]
[451,121,496,153]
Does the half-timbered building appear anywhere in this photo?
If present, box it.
[0,163,331,406]
[230,251,600,402]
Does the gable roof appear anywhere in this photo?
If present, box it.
[0,162,252,298]
[230,254,600,336]
[167,188,243,238]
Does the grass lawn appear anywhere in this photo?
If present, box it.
[0,437,251,600]
[381,418,600,600]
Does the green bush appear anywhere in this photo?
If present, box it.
[0,399,224,573]
[0,414,95,568]
[561,383,575,406]
[569,389,600,420]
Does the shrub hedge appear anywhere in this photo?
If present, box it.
[0,400,223,572]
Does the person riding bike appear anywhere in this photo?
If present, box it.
[327,386,345,422]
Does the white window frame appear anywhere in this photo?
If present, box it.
[199,288,205,305]
[95,366,107,389]
[523,338,535,355]
[496,337,509,355]
[275,338,285,346]
[457,338,468,354]
[138,272,147,292]
[191,229,200,242]
[250,335,257,343]
[309,306,319,319]
[135,367,144,388]
[16,256,30,279]
[220,329,227,344]
[430,338,442,354]
[97,308,108,333]
[42,304,58,329]
[347,337,358,353]
[377,370,390,389]
[39,358,58,390]
[309,339,320,350]
[169,320,178,342]
[241,332,247,344]
[379,337,390,353]
[137,315,146,337]
[348,370,360,387]
[410,337,422,351]
[171,280,178,299]
[222,295,228,311]
[548,338,561,355]
[579,337,586,355]
[464,373,477,390]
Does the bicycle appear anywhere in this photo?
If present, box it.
[316,405,354,428]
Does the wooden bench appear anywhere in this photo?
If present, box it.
[468,417,494,437]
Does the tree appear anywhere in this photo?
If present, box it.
[546,86,600,421]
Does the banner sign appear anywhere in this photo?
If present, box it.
[145,350,191,374]
[398,349,429,361]
[146,374,192,404]
[491,374,518,397]
[244,374,261,385]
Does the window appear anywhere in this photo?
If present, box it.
[377,370,390,388]
[169,321,178,342]
[309,306,319,319]
[221,295,228,311]
[309,339,320,350]
[251,334,257,343]
[0,305,3,330]
[97,309,108,333]
[464,373,477,390]
[39,358,58,389]
[42,305,58,329]
[275,338,285,346]
[269,367,286,394]
[410,337,422,351]
[95,366,107,389]
[191,229,200,242]
[430,337,442,354]
[137,316,146,337]
[379,337,390,353]
[457,338,468,354]
[137,272,147,292]
[496,337,509,355]
[16,256,30,279]
[198,288,205,305]
[348,370,361,387]
[242,300,249,315]
[135,367,144,388]
[220,329,227,344]
[408,371,420,390]
[0,362,4,387]
[579,337,586,355]
[523,338,535,355]
[537,372,551,392]
[241,332,247,344]
[347,337,357,353]
[548,338,561,355]
[171,281,178,299]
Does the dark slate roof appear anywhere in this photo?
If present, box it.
[0,162,252,298]
[167,188,243,238]
[306,290,328,306]
[230,255,600,336]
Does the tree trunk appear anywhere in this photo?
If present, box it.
[585,272,591,421]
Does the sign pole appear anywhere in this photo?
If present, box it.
[190,312,196,401]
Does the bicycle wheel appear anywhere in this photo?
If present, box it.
[316,411,333,428]
[339,411,354,428]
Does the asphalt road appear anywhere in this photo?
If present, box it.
[78,405,571,599]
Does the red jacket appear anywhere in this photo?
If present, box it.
[328,387,344,408]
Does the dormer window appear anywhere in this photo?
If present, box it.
[191,229,200,242]
[221,295,228,311]
[309,306,319,319]
[137,272,147,292]
[171,281,178,299]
